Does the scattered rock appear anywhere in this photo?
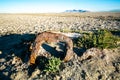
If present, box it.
[0,13,120,80]
[12,56,22,65]
[0,51,2,54]
[0,58,6,62]
[79,48,104,61]
[30,69,40,79]
[14,72,28,80]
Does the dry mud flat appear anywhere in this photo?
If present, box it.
[0,13,120,80]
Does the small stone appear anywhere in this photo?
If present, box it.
[15,72,27,80]
[0,51,2,54]
[55,75,60,80]
[0,65,6,70]
[3,72,9,76]
[12,56,22,65]
[31,69,40,78]
[40,74,43,77]
[0,58,6,62]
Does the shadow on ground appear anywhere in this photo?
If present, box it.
[73,47,86,57]
[0,33,36,61]
[0,33,36,79]
[0,33,86,79]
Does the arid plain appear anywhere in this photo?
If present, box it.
[0,12,120,35]
[0,12,120,80]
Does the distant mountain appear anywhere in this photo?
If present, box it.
[65,9,89,13]
[109,9,120,12]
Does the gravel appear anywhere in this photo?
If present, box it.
[0,13,120,80]
[0,13,120,35]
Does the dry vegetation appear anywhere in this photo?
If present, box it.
[0,12,120,80]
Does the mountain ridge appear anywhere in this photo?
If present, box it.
[109,9,120,12]
[65,9,89,12]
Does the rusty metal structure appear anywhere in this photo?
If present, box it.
[29,32,74,65]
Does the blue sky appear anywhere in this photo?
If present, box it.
[0,0,120,13]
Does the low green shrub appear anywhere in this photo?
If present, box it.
[44,56,61,73]
[76,29,120,49]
